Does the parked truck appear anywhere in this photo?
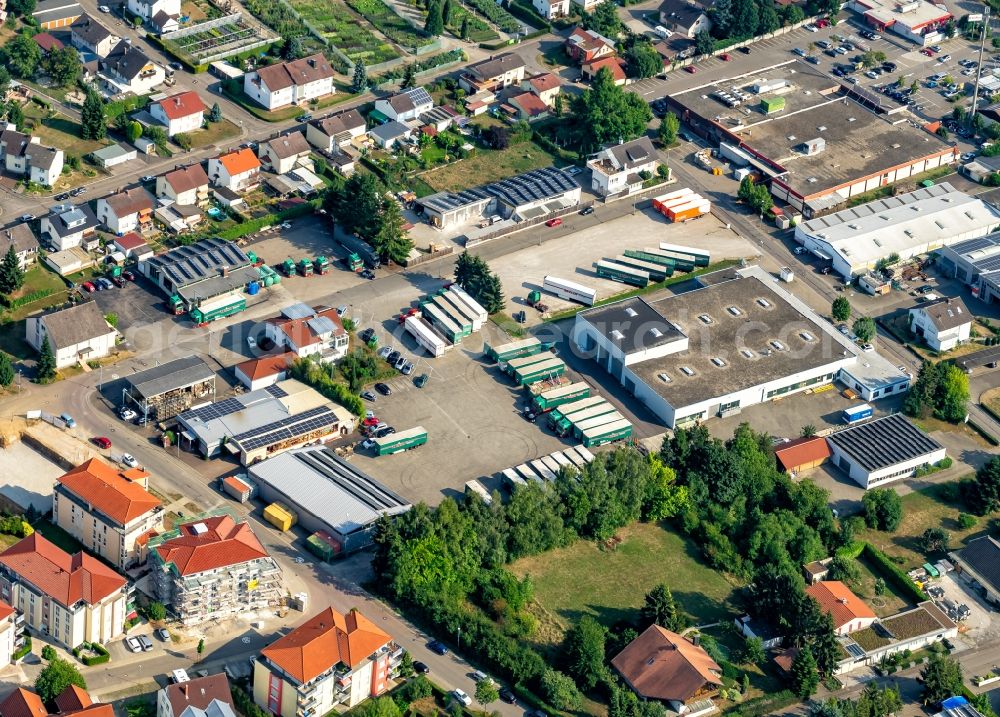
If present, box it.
[314,256,330,275]
[484,337,543,363]
[298,258,314,277]
[581,418,633,447]
[344,252,364,272]
[532,382,591,414]
[404,315,448,357]
[280,258,296,277]
[526,290,550,313]
[374,426,428,455]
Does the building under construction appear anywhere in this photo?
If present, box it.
[124,355,216,420]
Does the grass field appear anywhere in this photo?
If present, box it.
[856,482,985,569]
[850,554,912,617]
[25,111,109,159]
[184,118,241,148]
[509,522,740,647]
[420,141,559,192]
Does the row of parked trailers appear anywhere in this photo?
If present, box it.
[651,187,712,223]
[404,286,488,357]
[501,352,567,386]
[546,395,633,446]
[484,336,554,363]
[595,241,713,289]
[499,445,598,488]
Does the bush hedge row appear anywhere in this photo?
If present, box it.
[0,289,54,310]
[862,542,929,603]
[215,201,320,241]
[72,641,110,666]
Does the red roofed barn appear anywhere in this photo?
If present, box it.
[0,533,128,648]
[149,515,283,626]
[53,456,164,568]
[252,606,398,713]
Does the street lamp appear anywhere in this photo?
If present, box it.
[456,626,461,650]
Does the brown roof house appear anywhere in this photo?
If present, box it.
[252,606,398,714]
[612,626,723,717]
[156,672,235,717]
[26,301,117,370]
[53,457,163,569]
[774,436,831,476]
[305,110,366,153]
[459,53,526,93]
[156,164,210,207]
[908,296,972,352]
[96,186,155,235]
[1,222,40,270]
[805,581,877,635]
[243,54,335,111]
[258,131,311,175]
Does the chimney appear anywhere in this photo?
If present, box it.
[838,597,848,604]
[691,634,701,646]
[308,58,315,67]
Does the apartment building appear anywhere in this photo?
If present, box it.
[149,515,282,626]
[0,599,25,665]
[53,457,163,569]
[0,533,127,648]
[253,606,400,715]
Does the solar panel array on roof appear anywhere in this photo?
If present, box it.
[146,237,251,289]
[827,413,943,472]
[485,167,578,208]
[265,383,288,399]
[974,254,1000,272]
[306,316,336,335]
[950,235,999,255]
[295,447,408,512]
[845,643,865,658]
[281,303,315,320]
[185,396,244,422]
[405,86,432,107]
[235,405,338,451]
[419,187,492,214]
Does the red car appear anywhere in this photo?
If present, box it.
[816,18,829,27]
[921,48,935,56]
[397,307,419,323]
[92,437,111,449]
[81,281,96,293]
[720,53,731,61]
[362,416,380,427]
[122,270,135,281]
[545,217,563,227]
[684,65,697,73]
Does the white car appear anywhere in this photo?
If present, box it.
[860,343,874,352]
[98,4,110,10]
[247,336,257,349]
[126,636,143,653]
[280,222,292,230]
[804,23,818,31]
[794,246,806,254]
[360,438,376,450]
[452,690,472,707]
[120,408,137,421]
[121,453,138,468]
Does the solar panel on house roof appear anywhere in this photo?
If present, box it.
[281,303,314,320]
[307,316,336,335]
[405,87,432,106]
[234,405,337,451]
[265,383,288,399]
[845,643,865,658]
[185,396,244,422]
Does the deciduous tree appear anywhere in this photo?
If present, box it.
[42,46,81,87]
[563,616,606,690]
[4,34,41,79]
[569,67,652,153]
[862,488,902,531]
[35,657,86,705]
[660,111,680,145]
[832,296,851,322]
[921,653,963,705]
[919,527,948,554]
[852,316,876,343]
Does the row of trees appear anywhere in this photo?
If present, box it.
[902,360,969,423]
[323,173,413,265]
[738,176,774,215]
[453,252,504,314]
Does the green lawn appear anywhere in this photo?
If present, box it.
[22,108,109,159]
[420,141,559,192]
[184,118,241,148]
[509,521,740,647]
[849,554,912,618]
[856,481,986,569]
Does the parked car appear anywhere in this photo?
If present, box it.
[121,453,138,468]
[401,361,414,375]
[92,436,112,449]
[414,373,429,388]
[413,661,430,674]
[451,690,471,707]
[428,640,448,655]
[111,275,126,288]
[938,54,951,62]
[361,269,375,280]
[155,628,170,641]
[360,438,376,450]
[375,382,391,396]
[471,670,489,683]
[55,192,69,201]
[247,336,257,349]
[361,390,377,401]
[387,351,401,366]
[137,635,154,651]
[377,346,393,360]
[122,270,135,281]
[120,408,137,421]
[81,281,96,293]
[738,46,751,54]
[363,416,380,428]
[545,217,563,227]
[684,64,697,72]
[393,356,407,371]
[579,206,594,216]
[806,55,820,64]
[499,689,516,704]
[792,47,807,56]
[375,426,395,438]
[60,413,76,428]
[18,214,35,222]
[720,52,731,61]
[125,637,143,653]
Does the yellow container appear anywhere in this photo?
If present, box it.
[264,502,296,531]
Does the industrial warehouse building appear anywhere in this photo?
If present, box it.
[571,266,909,429]
[248,445,411,553]
[124,355,217,420]
[139,237,261,317]
[826,413,946,488]
[951,535,1000,608]
[176,380,355,465]
[937,233,1000,305]
[795,184,1000,279]
[667,61,958,217]
[417,167,581,230]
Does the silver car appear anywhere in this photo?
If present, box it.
[394,356,407,370]
[377,346,393,360]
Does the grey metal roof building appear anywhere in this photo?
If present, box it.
[248,444,411,552]
[826,413,946,489]
[139,237,259,306]
[937,232,1000,305]
[125,355,216,420]
[952,535,1000,607]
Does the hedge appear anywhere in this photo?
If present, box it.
[105,95,150,121]
[835,541,864,559]
[72,641,110,666]
[724,690,798,717]
[862,542,929,603]
[232,686,270,717]
[0,288,54,310]
[215,201,320,241]
[13,636,31,661]
[506,0,550,30]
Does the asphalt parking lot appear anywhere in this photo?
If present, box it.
[933,571,996,645]
[89,273,171,332]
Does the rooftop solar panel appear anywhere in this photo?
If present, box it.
[264,383,287,399]
[307,316,336,335]
[951,235,999,255]
[184,396,243,422]
[827,413,942,472]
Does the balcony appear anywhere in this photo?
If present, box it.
[335,674,352,688]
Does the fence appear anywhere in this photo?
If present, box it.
[160,12,278,65]
[403,245,454,267]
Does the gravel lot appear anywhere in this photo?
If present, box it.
[0,442,66,513]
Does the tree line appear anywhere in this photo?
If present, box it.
[323,173,414,266]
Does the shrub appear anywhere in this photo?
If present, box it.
[862,543,929,602]
[41,646,56,661]
[13,636,32,661]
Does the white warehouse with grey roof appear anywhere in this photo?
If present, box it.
[248,444,411,552]
[794,183,1000,280]
[826,413,946,489]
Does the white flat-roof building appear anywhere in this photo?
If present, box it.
[826,413,946,489]
[570,265,908,428]
[846,0,951,45]
[795,183,1000,280]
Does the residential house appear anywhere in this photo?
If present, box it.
[252,606,399,714]
[40,203,100,251]
[952,535,1000,607]
[463,90,496,116]
[373,87,433,124]
[32,0,81,29]
[0,126,65,187]
[565,27,617,64]
[127,0,179,25]
[459,53,526,93]
[208,148,261,192]
[100,42,165,96]
[71,13,119,56]
[571,0,606,12]
[733,615,783,649]
[111,232,154,261]
[582,56,627,85]
[0,689,49,717]
[33,32,64,53]
[243,54,335,111]
[806,581,877,635]
[368,121,411,150]
[0,599,24,666]
[156,674,235,717]
[53,457,163,569]
[156,163,210,207]
[1,686,113,717]
[259,132,311,175]
[150,10,179,32]
[803,559,833,584]
[612,625,723,717]
[25,301,117,369]
[588,136,659,196]
[149,515,282,626]
[654,36,696,65]
[418,105,461,132]
[908,296,973,351]
[658,0,712,37]
[533,0,570,19]
[149,91,206,137]
[234,353,295,391]
[507,92,549,121]
[305,110,366,152]
[0,223,40,270]
[0,533,128,648]
[522,73,561,106]
[97,187,155,234]
[264,303,349,361]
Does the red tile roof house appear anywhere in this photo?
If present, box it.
[1,686,115,717]
[33,32,65,53]
[149,91,206,137]
[234,352,296,391]
[208,148,261,193]
[156,673,235,717]
[507,92,550,121]
[251,606,399,714]
[521,73,562,106]
[806,581,877,635]
[263,303,349,362]
[112,231,154,261]
[565,26,617,64]
[52,457,163,568]
[612,626,723,717]
[148,515,283,626]
[0,533,128,648]
[583,57,628,85]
